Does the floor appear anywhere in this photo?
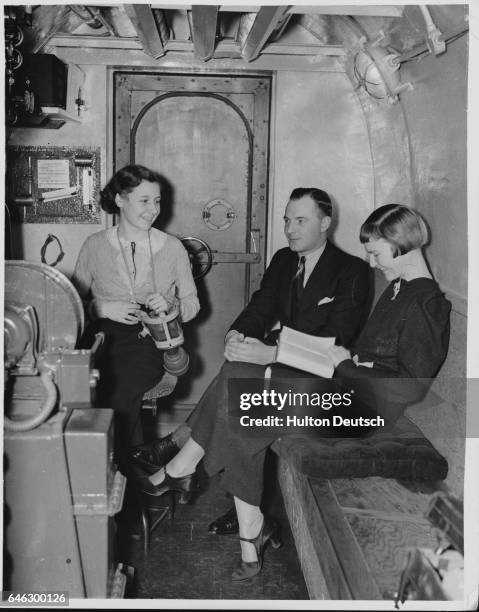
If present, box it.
[117,452,309,601]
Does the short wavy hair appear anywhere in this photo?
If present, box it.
[360,204,429,256]
[289,187,332,218]
[100,164,164,214]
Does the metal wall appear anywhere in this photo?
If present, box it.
[397,36,468,498]
[269,70,375,259]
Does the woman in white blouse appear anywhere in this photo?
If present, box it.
[73,164,199,472]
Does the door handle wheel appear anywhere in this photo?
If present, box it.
[180,234,262,278]
[180,236,213,280]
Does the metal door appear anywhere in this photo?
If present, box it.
[114,71,271,407]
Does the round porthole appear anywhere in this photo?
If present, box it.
[202,199,236,231]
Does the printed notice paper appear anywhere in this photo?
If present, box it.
[276,326,335,378]
[37,159,70,189]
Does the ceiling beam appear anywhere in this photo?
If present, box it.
[190,5,219,61]
[48,34,346,58]
[48,35,144,50]
[260,42,345,56]
[50,45,344,73]
[152,5,404,17]
[268,13,292,43]
[237,6,291,62]
[124,4,167,59]
[287,5,405,17]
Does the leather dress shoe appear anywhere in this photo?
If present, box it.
[134,465,197,505]
[130,433,180,474]
[208,506,239,535]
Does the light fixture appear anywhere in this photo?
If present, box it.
[352,33,413,105]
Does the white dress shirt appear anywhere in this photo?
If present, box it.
[301,241,327,287]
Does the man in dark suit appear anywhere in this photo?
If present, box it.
[132,187,371,532]
[224,187,370,365]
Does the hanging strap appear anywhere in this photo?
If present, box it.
[117,228,138,302]
[148,231,159,294]
[117,227,159,301]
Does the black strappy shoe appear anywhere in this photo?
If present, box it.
[137,465,197,505]
[231,517,282,581]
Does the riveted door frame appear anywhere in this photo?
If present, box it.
[113,68,272,300]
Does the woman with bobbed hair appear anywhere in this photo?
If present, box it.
[359,203,429,256]
[330,203,447,383]
[72,164,199,471]
[135,203,450,581]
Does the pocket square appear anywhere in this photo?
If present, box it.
[317,296,335,306]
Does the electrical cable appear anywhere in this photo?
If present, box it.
[397,25,469,65]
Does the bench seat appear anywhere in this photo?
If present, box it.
[272,415,448,481]
[272,416,449,600]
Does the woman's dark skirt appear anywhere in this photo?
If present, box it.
[80,318,164,471]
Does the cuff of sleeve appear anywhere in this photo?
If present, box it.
[180,296,200,322]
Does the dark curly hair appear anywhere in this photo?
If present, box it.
[100,165,164,214]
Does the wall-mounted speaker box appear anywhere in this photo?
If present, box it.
[18,53,68,109]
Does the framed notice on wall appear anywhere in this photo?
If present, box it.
[6,145,101,224]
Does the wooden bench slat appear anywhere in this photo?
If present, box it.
[341,507,432,525]
[278,458,382,600]
[310,478,384,600]
[331,476,436,515]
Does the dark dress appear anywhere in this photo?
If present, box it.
[187,277,451,506]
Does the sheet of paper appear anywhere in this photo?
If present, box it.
[277,345,334,378]
[281,326,335,351]
[277,326,335,378]
[37,159,70,189]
